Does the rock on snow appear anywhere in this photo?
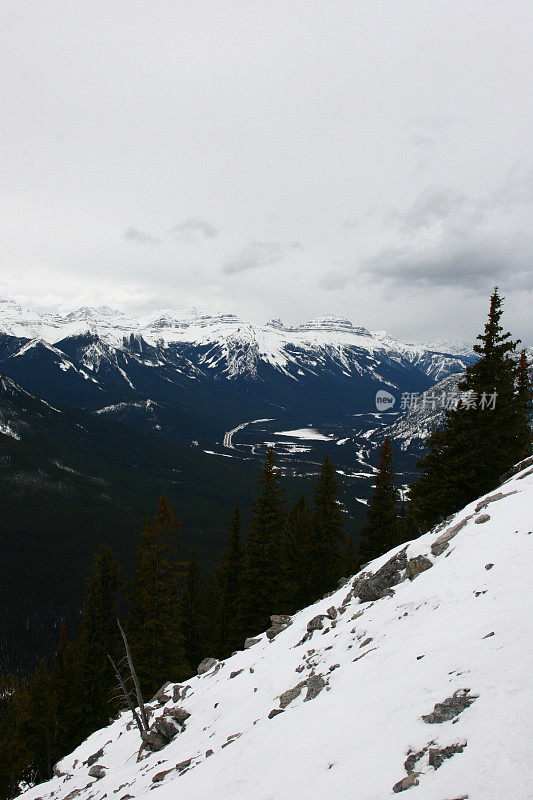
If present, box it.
[21,460,533,799]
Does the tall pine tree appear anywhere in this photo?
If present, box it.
[128,496,189,696]
[74,545,122,740]
[244,448,286,633]
[308,455,346,598]
[180,547,204,671]
[357,437,399,566]
[214,506,246,657]
[410,289,532,529]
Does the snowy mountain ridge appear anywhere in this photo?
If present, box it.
[0,299,473,388]
[21,458,533,800]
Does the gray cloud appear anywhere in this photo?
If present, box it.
[124,227,161,245]
[169,217,219,241]
[223,241,303,275]
[358,234,533,292]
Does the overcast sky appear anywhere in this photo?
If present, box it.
[1,0,532,343]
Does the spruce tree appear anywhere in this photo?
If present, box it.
[74,545,122,739]
[410,289,532,529]
[343,537,357,577]
[285,496,314,610]
[517,349,532,419]
[215,506,245,657]
[309,455,346,597]
[51,621,79,761]
[357,437,399,566]
[128,496,189,696]
[244,448,287,633]
[180,547,204,671]
[18,661,56,785]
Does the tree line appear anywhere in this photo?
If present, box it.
[0,288,530,799]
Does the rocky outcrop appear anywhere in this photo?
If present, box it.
[88,765,106,780]
[431,517,472,556]
[405,555,432,580]
[266,614,292,640]
[304,674,325,701]
[197,657,219,675]
[428,742,466,769]
[353,548,408,602]
[422,689,478,723]
[279,687,302,708]
[244,637,261,649]
[475,514,490,524]
[307,614,328,632]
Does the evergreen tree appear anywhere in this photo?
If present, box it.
[0,675,31,800]
[51,621,79,761]
[343,537,357,577]
[180,547,204,671]
[214,506,245,657]
[244,448,287,633]
[285,496,314,610]
[308,455,346,597]
[18,661,56,785]
[410,289,532,529]
[74,545,122,739]
[357,438,399,566]
[128,496,189,696]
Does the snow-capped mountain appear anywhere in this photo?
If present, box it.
[19,457,533,800]
[0,301,474,436]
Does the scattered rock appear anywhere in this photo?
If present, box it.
[307,614,328,632]
[422,689,478,723]
[197,657,219,675]
[475,514,490,524]
[230,669,244,679]
[88,765,106,780]
[337,576,349,588]
[483,631,495,639]
[205,749,213,758]
[485,563,494,570]
[279,687,301,708]
[326,606,337,619]
[360,637,373,648]
[428,742,467,770]
[163,706,191,725]
[304,674,325,701]
[431,517,472,556]
[266,614,293,640]
[268,708,284,719]
[152,768,174,783]
[393,773,419,793]
[53,763,67,777]
[176,758,192,772]
[244,637,261,649]
[328,664,340,672]
[405,555,433,581]
[85,749,104,768]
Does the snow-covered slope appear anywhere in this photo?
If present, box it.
[22,458,533,800]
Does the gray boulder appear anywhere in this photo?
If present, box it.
[326,606,337,619]
[150,681,172,704]
[304,674,325,701]
[431,516,472,556]
[88,765,106,780]
[392,773,419,793]
[354,549,408,602]
[244,637,261,649]
[164,706,191,725]
[428,742,466,770]
[197,657,219,675]
[279,687,302,708]
[405,555,432,581]
[307,614,328,632]
[85,748,104,768]
[475,514,490,524]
